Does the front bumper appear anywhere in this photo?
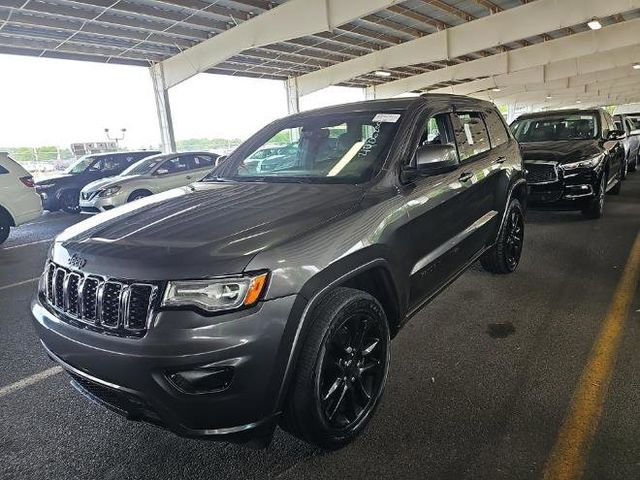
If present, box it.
[79,194,123,214]
[37,189,60,211]
[527,168,600,210]
[31,293,298,441]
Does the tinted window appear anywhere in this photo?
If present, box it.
[484,110,510,147]
[512,114,598,142]
[159,156,189,174]
[189,155,215,169]
[451,112,490,161]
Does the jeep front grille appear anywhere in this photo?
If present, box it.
[42,262,158,336]
[525,161,559,185]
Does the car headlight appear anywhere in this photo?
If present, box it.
[99,186,121,197]
[560,155,602,171]
[162,273,268,312]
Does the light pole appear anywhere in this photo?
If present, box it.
[104,128,127,149]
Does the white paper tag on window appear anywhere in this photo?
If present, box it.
[372,113,401,123]
[463,123,475,145]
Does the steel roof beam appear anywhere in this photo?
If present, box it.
[295,0,640,96]
[159,0,405,88]
[373,17,640,98]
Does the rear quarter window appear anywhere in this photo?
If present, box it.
[0,165,8,174]
[484,110,510,147]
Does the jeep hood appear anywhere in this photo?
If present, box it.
[52,181,365,280]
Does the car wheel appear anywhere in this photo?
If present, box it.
[127,190,152,202]
[621,157,628,179]
[480,199,524,274]
[631,153,639,172]
[60,190,80,214]
[0,214,10,245]
[582,175,606,219]
[281,287,390,449]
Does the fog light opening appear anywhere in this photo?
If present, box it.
[167,366,235,394]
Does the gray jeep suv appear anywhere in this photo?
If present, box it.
[32,95,526,449]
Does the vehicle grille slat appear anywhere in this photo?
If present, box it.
[525,162,558,184]
[40,262,156,337]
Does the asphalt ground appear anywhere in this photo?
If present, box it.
[1,176,639,480]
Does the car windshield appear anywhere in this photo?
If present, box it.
[65,156,95,174]
[204,111,403,184]
[511,114,599,142]
[122,155,165,176]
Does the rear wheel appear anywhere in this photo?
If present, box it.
[60,190,80,214]
[0,214,11,245]
[281,288,390,449]
[582,174,606,219]
[480,199,524,274]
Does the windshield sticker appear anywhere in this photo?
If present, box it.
[372,113,401,123]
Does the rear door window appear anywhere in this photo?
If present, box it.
[189,155,215,169]
[451,112,491,161]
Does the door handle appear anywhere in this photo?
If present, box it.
[459,172,474,182]
[186,175,192,180]
[494,156,506,164]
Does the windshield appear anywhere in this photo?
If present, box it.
[122,155,165,176]
[205,111,403,184]
[511,114,599,142]
[65,156,95,174]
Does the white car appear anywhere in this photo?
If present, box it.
[79,151,220,214]
[0,152,43,244]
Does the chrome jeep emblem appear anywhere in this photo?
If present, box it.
[68,253,87,270]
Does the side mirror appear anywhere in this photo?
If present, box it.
[156,168,169,176]
[606,129,626,141]
[416,144,459,175]
[215,156,227,167]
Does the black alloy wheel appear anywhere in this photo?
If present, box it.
[281,288,390,449]
[480,199,524,274]
[317,311,386,431]
[61,191,80,214]
[504,208,524,271]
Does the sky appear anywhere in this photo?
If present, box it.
[0,54,364,149]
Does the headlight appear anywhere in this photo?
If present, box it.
[99,186,121,197]
[162,272,268,312]
[560,155,602,171]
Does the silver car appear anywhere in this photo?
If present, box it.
[79,151,220,214]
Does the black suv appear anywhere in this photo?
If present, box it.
[35,150,160,213]
[613,114,640,177]
[32,95,526,449]
[511,109,625,218]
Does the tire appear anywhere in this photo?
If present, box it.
[60,190,80,214]
[480,199,524,274]
[621,157,628,180]
[630,153,638,173]
[127,190,152,202]
[0,214,10,245]
[582,174,606,219]
[281,287,390,449]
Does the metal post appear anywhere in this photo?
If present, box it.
[285,77,300,115]
[507,102,517,123]
[364,85,377,100]
[150,63,177,153]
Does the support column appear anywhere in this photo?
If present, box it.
[364,85,377,100]
[150,63,177,153]
[285,77,300,115]
[506,102,517,123]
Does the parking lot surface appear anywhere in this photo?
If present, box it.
[1,178,639,480]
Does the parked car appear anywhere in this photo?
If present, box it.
[511,109,625,219]
[613,114,640,176]
[0,152,42,244]
[32,95,526,449]
[35,151,160,213]
[79,151,220,214]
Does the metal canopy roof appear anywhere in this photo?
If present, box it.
[1,0,639,107]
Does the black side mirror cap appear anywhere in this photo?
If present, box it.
[416,144,460,175]
[606,129,626,141]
